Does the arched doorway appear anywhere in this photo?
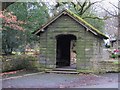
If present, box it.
[56,34,77,68]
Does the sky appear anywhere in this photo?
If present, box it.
[7,0,117,10]
[43,0,118,11]
[91,0,118,5]
[91,0,118,15]
[92,0,118,10]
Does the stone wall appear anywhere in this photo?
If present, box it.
[92,60,119,73]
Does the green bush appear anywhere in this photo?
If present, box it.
[111,54,116,58]
[110,54,120,58]
[2,55,39,72]
[105,44,110,48]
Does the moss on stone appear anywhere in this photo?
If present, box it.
[66,10,108,39]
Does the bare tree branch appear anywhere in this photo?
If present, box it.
[82,16,110,20]
[100,6,118,17]
[77,0,104,16]
[109,2,120,10]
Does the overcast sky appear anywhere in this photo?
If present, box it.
[47,0,118,10]
[92,0,118,8]
[90,0,118,13]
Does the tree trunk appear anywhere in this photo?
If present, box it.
[118,1,120,49]
[2,2,15,10]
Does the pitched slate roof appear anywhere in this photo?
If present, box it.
[34,9,108,39]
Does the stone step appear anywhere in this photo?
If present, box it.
[53,68,76,71]
[46,70,79,74]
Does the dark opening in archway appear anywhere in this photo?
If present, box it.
[56,34,77,68]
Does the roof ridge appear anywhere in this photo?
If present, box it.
[34,9,108,39]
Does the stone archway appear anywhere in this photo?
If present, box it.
[56,34,77,68]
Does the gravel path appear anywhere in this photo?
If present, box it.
[2,73,119,88]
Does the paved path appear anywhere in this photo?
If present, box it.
[2,73,119,88]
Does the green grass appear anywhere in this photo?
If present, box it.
[77,69,94,74]
[2,69,39,79]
